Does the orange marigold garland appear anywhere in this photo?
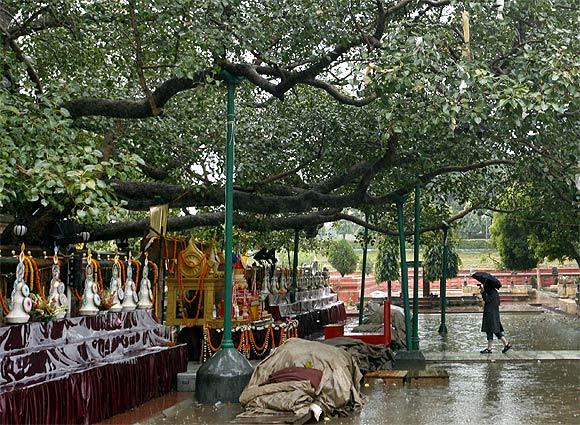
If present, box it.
[131,259,141,290]
[148,260,159,320]
[89,258,103,291]
[0,290,10,315]
[73,288,83,302]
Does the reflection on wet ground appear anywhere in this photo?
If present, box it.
[418,312,580,352]
[336,361,579,425]
[148,312,579,425]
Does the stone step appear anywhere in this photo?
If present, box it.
[177,360,260,392]
[424,350,580,363]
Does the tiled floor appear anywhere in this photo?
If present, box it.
[99,392,192,424]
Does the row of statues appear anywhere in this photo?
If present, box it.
[79,251,154,316]
[5,249,155,324]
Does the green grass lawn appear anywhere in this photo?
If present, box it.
[278,248,576,271]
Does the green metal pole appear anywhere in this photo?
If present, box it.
[438,223,450,335]
[412,184,421,350]
[291,229,299,303]
[358,213,369,326]
[395,196,412,350]
[221,73,239,349]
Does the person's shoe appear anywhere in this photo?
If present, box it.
[480,348,492,354]
[502,343,512,353]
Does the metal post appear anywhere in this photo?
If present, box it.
[291,229,299,303]
[438,224,450,335]
[221,75,237,349]
[395,196,412,350]
[157,238,166,323]
[358,213,369,326]
[195,71,253,405]
[412,184,420,350]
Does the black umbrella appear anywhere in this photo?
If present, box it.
[471,271,502,289]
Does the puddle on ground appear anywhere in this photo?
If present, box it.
[149,312,580,425]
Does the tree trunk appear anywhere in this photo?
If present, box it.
[423,275,430,297]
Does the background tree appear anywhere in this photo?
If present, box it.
[0,0,577,247]
[491,183,579,267]
[374,235,400,284]
[328,240,358,277]
[490,212,540,270]
[422,230,461,282]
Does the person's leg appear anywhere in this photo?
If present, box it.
[480,332,494,352]
[498,332,512,352]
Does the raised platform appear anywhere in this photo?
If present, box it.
[0,310,187,424]
[177,360,261,392]
[424,350,580,363]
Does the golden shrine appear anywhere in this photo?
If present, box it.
[165,238,267,327]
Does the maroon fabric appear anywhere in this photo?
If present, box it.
[0,310,171,388]
[263,367,323,390]
[0,345,187,425]
[0,311,187,424]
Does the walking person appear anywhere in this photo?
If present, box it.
[471,272,512,354]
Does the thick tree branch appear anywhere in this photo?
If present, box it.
[89,202,478,242]
[60,0,451,119]
[113,180,361,212]
[303,78,377,106]
[115,150,398,212]
[64,73,211,118]
[419,159,515,183]
[0,20,43,93]
[128,0,160,116]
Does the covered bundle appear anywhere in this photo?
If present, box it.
[240,338,363,419]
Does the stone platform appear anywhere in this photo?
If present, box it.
[424,350,580,363]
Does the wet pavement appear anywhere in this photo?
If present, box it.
[108,311,580,425]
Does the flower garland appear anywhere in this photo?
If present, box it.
[148,260,159,320]
[201,321,299,362]
[89,258,103,291]
[118,259,126,287]
[163,237,186,274]
[22,255,46,301]
[0,290,10,315]
[131,259,141,290]
[202,326,250,362]
[176,246,209,321]
[249,326,273,356]
[73,288,83,302]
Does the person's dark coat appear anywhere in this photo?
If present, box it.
[481,282,503,334]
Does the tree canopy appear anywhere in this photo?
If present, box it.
[0,1,578,248]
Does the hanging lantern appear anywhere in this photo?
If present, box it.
[13,224,27,238]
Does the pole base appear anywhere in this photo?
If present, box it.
[393,350,426,370]
[411,336,420,351]
[195,348,254,404]
[438,324,448,335]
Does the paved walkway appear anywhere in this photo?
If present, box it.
[424,350,580,363]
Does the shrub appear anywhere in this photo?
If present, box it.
[328,240,358,277]
[359,258,373,274]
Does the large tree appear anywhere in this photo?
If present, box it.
[0,1,577,244]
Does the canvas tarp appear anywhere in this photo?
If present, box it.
[323,337,394,374]
[352,300,407,349]
[239,338,363,418]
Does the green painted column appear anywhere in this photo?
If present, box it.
[358,214,369,326]
[221,72,241,349]
[438,223,450,335]
[395,195,412,350]
[291,228,299,303]
[412,184,421,350]
[195,71,253,405]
